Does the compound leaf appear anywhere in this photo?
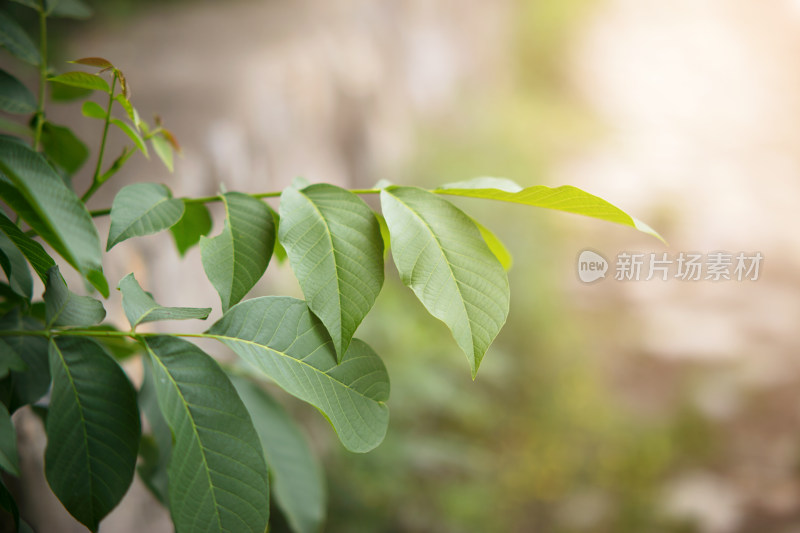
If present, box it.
[107,183,184,250]
[117,272,210,328]
[207,296,390,452]
[279,184,383,361]
[144,335,270,533]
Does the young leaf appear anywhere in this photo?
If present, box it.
[41,121,89,174]
[0,11,40,65]
[207,296,390,452]
[44,266,106,328]
[107,183,185,250]
[232,377,326,533]
[70,57,113,69]
[200,192,274,311]
[47,0,93,19]
[48,72,110,94]
[151,133,173,172]
[114,94,140,129]
[381,186,509,378]
[0,311,50,413]
[110,118,148,156]
[45,337,141,532]
[0,230,32,300]
[117,272,210,328]
[170,201,212,257]
[0,139,107,296]
[0,403,19,476]
[0,210,56,283]
[473,219,513,270]
[144,336,270,533]
[50,82,91,102]
[279,184,384,361]
[435,178,664,242]
[81,100,106,119]
[0,69,36,114]
[137,357,171,505]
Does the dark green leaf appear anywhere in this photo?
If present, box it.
[0,209,55,283]
[0,476,20,532]
[78,325,140,361]
[0,139,106,296]
[44,266,105,327]
[0,11,40,65]
[110,118,147,156]
[0,229,32,300]
[0,349,26,379]
[81,100,106,119]
[170,201,212,257]
[107,183,184,250]
[41,121,89,174]
[151,133,173,172]
[137,357,171,505]
[0,69,36,114]
[48,0,93,19]
[0,310,49,413]
[9,0,42,11]
[208,296,390,452]
[0,402,19,476]
[48,72,109,94]
[381,186,509,378]
[45,337,140,532]
[232,377,326,533]
[144,336,270,533]
[279,184,384,361]
[117,272,210,328]
[200,192,274,311]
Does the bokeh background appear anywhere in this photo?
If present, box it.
[7,0,800,531]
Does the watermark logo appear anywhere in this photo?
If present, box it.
[577,250,763,283]
[577,250,609,283]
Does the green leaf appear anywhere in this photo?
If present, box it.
[79,325,141,361]
[0,476,20,532]
[41,121,89,174]
[0,69,36,114]
[207,296,390,452]
[232,377,326,533]
[279,184,384,361]
[200,192,274,311]
[376,212,390,257]
[170,201,212,257]
[268,206,287,263]
[144,336,270,533]
[45,337,140,532]
[151,133,173,172]
[81,100,106,119]
[114,94,140,129]
[137,357,171,506]
[0,311,49,413]
[435,178,664,242]
[0,139,106,296]
[117,272,210,328]
[0,229,32,300]
[0,349,26,379]
[47,0,93,19]
[0,11,40,65]
[0,402,19,476]
[0,210,55,283]
[474,219,512,270]
[48,72,109,94]
[381,186,509,378]
[44,266,106,327]
[107,183,184,250]
[10,0,42,11]
[110,118,148,156]
[50,82,91,102]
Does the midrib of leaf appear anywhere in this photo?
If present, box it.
[146,344,223,532]
[389,193,474,355]
[49,340,97,525]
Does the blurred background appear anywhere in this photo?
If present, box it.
[7,0,800,531]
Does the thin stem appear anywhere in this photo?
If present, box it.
[33,9,47,151]
[82,75,118,203]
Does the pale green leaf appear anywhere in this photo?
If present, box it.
[0,403,19,476]
[232,377,326,533]
[151,133,173,172]
[44,266,106,327]
[0,210,55,283]
[48,72,109,94]
[114,94,140,129]
[45,337,140,532]
[0,69,36,114]
[381,186,509,378]
[107,183,184,250]
[0,229,32,300]
[50,82,91,102]
[0,138,106,296]
[144,336,270,533]
[0,11,40,65]
[117,272,210,328]
[200,192,274,311]
[436,178,664,242]
[41,121,89,174]
[375,212,390,257]
[110,118,148,156]
[81,100,106,119]
[207,296,390,452]
[268,206,287,263]
[474,219,512,270]
[279,184,384,361]
[0,311,49,413]
[170,201,212,257]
